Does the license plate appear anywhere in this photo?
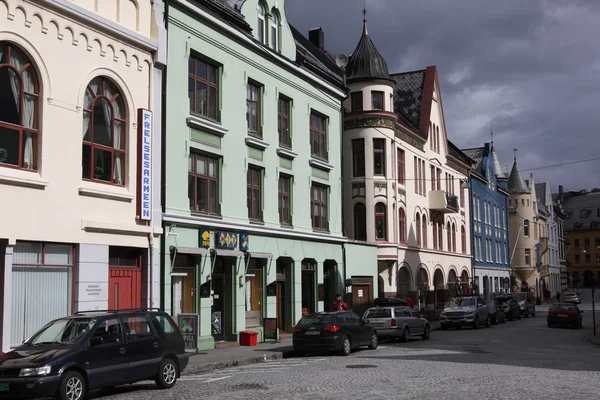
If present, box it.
[558,314,568,317]
[305,331,320,336]
[0,383,8,391]
[372,323,384,327]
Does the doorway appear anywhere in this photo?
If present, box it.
[108,247,142,311]
[301,260,316,314]
[323,261,337,311]
[351,276,373,317]
[275,260,287,332]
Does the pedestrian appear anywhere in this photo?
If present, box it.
[332,293,348,311]
[556,291,561,302]
[404,295,414,308]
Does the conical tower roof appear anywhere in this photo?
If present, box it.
[490,143,507,180]
[508,158,530,193]
[346,19,394,84]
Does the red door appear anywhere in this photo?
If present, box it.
[108,267,141,310]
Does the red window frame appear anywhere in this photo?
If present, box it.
[311,184,328,231]
[310,112,327,160]
[352,139,365,177]
[247,167,262,221]
[398,208,406,244]
[397,148,405,184]
[82,77,126,186]
[278,174,291,226]
[375,202,387,241]
[354,202,367,241]
[188,56,219,121]
[188,153,220,215]
[0,43,40,171]
[351,92,363,112]
[373,138,385,176]
[278,97,291,148]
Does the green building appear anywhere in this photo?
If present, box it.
[161,0,377,350]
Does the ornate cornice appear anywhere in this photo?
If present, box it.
[344,116,425,151]
[446,156,470,177]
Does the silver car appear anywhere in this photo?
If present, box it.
[440,296,491,329]
[363,306,431,342]
[562,292,581,304]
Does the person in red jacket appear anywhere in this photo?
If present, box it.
[332,294,348,311]
[405,296,414,308]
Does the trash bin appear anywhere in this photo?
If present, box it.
[239,331,258,346]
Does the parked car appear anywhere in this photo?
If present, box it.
[293,311,378,356]
[0,309,188,400]
[562,292,581,304]
[439,296,490,330]
[512,292,536,317]
[494,295,521,321]
[486,300,506,325]
[363,306,430,342]
[547,303,583,329]
[373,297,408,307]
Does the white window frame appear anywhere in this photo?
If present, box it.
[270,11,279,51]
[257,3,266,44]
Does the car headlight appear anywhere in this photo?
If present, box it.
[440,312,446,317]
[19,365,51,377]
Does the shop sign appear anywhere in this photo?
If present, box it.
[177,314,199,351]
[239,233,249,251]
[264,318,277,340]
[198,228,211,248]
[136,108,153,221]
[215,231,238,249]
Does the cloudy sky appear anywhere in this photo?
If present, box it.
[286,0,600,193]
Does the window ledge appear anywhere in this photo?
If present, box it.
[313,229,330,234]
[280,224,294,229]
[245,136,269,150]
[186,115,228,137]
[249,220,265,225]
[0,169,48,190]
[191,212,223,220]
[309,158,334,171]
[276,147,298,160]
[78,184,134,202]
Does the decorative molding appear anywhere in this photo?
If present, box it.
[344,116,425,151]
[446,157,469,176]
[276,147,298,160]
[78,186,134,202]
[309,158,334,171]
[245,136,269,150]
[186,115,228,137]
[81,219,154,236]
[0,170,48,190]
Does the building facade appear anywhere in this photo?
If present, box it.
[462,142,510,299]
[535,182,564,295]
[341,19,472,313]
[0,0,163,351]
[554,187,600,288]
[161,0,377,350]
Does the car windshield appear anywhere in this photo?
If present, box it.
[297,314,335,326]
[551,304,577,311]
[447,297,475,307]
[27,318,97,346]
[364,309,392,319]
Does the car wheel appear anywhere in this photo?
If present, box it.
[369,333,378,350]
[401,327,410,342]
[422,325,431,340]
[547,322,553,328]
[340,336,352,356]
[485,315,491,328]
[56,370,86,400]
[472,316,479,329]
[155,358,178,389]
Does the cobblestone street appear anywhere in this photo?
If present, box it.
[87,309,600,400]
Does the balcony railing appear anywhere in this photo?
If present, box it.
[429,190,459,214]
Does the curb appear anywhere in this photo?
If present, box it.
[181,350,296,376]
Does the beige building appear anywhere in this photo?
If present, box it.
[0,0,165,351]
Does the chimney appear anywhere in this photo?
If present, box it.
[309,27,324,51]
[559,185,563,194]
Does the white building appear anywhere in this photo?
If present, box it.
[0,0,164,351]
[536,182,564,294]
[341,19,472,311]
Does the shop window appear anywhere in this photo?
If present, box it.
[82,76,126,185]
[0,42,40,171]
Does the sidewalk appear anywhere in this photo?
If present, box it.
[183,320,442,375]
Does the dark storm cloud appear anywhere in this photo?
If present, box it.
[285,0,600,191]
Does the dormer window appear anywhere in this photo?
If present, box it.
[270,10,280,51]
[371,91,384,111]
[257,3,266,44]
[351,92,363,111]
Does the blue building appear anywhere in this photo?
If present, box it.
[463,142,511,299]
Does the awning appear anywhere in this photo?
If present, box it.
[212,249,243,258]
[246,252,273,259]
[173,247,209,256]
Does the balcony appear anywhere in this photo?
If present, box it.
[429,190,459,213]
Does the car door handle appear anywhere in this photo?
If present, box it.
[119,347,126,354]
[153,342,159,348]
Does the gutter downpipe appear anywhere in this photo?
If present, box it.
[340,71,348,299]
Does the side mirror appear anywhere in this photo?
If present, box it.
[90,337,103,347]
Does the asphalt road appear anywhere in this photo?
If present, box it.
[88,308,600,400]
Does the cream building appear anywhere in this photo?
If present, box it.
[0,0,165,351]
[342,19,472,311]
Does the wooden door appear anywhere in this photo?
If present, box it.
[108,267,141,310]
[352,284,372,318]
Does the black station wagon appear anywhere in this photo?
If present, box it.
[0,308,189,400]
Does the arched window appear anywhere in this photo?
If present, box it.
[270,10,280,51]
[416,212,421,247]
[257,3,266,44]
[432,213,438,249]
[447,221,451,252]
[452,222,457,252]
[0,42,40,170]
[523,219,530,237]
[354,202,366,241]
[82,77,126,185]
[437,216,443,250]
[398,208,406,243]
[436,126,440,152]
[461,226,466,254]
[375,202,387,240]
[421,214,427,248]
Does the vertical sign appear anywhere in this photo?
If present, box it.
[137,109,153,221]
[177,314,199,351]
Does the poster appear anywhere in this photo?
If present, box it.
[177,314,199,351]
[264,318,277,340]
[358,289,364,297]
[212,311,222,336]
